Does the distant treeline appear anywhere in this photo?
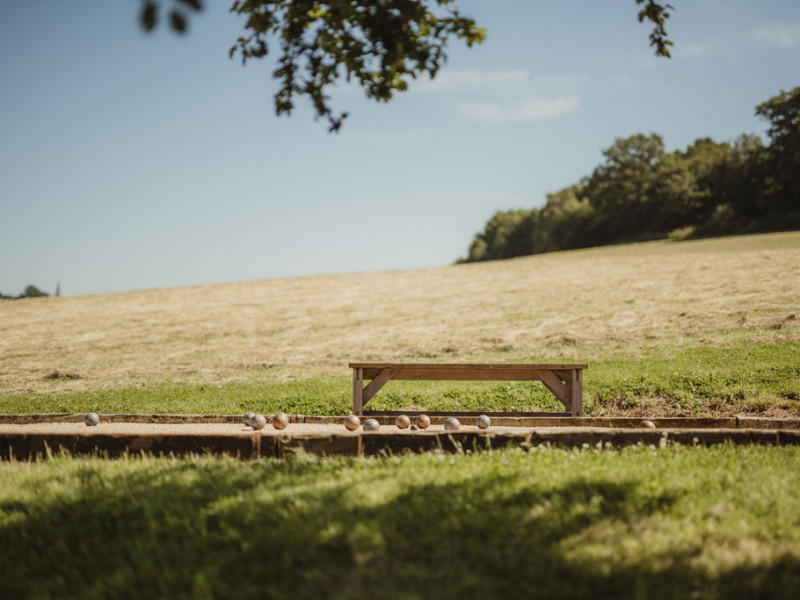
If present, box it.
[460,86,800,263]
[0,285,51,300]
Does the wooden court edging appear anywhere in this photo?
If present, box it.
[0,433,259,461]
[2,413,799,460]
[7,414,798,428]
[2,427,800,461]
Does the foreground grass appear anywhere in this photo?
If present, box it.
[3,341,798,416]
[1,445,798,599]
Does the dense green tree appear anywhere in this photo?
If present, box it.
[726,134,769,219]
[648,149,703,232]
[682,138,735,216]
[461,87,800,264]
[138,1,674,130]
[465,209,534,262]
[682,134,768,222]
[532,184,593,252]
[756,86,800,213]
[582,133,666,243]
[21,285,49,298]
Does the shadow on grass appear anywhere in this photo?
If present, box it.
[0,456,797,600]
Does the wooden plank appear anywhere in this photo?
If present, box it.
[363,367,560,382]
[353,367,364,415]
[276,435,361,458]
[351,362,588,370]
[552,369,574,379]
[352,362,587,418]
[536,370,570,409]
[571,369,583,417]
[361,432,525,456]
[362,368,396,406]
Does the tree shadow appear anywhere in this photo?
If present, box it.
[0,456,797,599]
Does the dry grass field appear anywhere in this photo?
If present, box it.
[1,232,798,401]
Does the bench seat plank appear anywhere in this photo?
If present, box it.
[350,363,588,370]
[361,367,575,382]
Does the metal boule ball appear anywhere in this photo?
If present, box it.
[444,417,461,432]
[396,415,411,429]
[415,414,431,430]
[362,418,380,432]
[243,412,257,427]
[84,412,100,427]
[476,415,491,430]
[344,415,361,431]
[272,412,289,430]
[641,419,656,429]
[252,414,267,430]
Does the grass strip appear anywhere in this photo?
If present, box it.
[0,445,798,599]
[2,342,797,417]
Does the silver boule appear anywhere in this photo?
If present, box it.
[243,412,257,427]
[415,414,431,430]
[272,412,289,430]
[252,414,267,430]
[362,418,380,432]
[476,415,491,430]
[396,415,411,429]
[84,412,100,427]
[641,419,656,429]
[443,417,461,432]
[344,415,361,431]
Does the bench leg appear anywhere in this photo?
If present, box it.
[569,369,583,417]
[353,368,364,415]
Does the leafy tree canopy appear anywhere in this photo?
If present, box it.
[22,285,49,298]
[139,1,674,131]
[756,86,800,209]
[460,86,800,264]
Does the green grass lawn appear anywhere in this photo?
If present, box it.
[3,341,797,417]
[1,445,798,599]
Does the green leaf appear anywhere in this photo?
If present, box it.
[140,3,157,32]
[170,10,187,33]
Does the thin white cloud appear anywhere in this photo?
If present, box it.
[412,70,592,96]
[754,23,800,48]
[411,69,530,94]
[529,74,590,93]
[340,68,587,125]
[460,94,581,123]
[332,69,533,98]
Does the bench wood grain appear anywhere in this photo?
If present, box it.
[350,363,587,417]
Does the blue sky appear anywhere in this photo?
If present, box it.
[1,1,799,297]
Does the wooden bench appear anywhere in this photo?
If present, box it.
[350,363,587,418]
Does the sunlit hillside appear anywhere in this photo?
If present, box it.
[1,232,798,398]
